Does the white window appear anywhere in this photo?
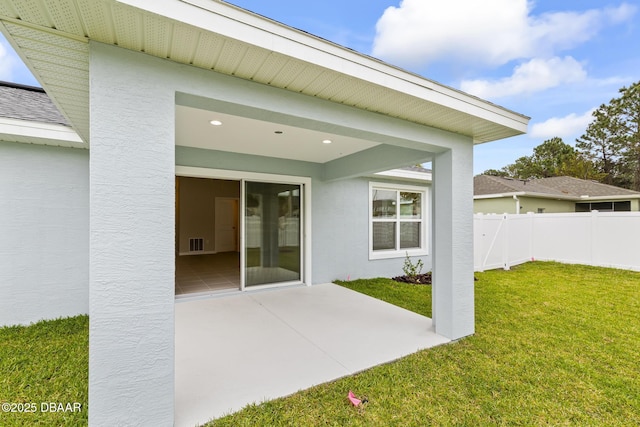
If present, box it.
[369,182,429,259]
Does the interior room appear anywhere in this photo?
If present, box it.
[175,176,241,296]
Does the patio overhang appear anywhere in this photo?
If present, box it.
[0,0,529,160]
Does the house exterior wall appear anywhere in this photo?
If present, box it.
[474,196,575,214]
[474,197,518,214]
[432,146,475,339]
[89,42,176,426]
[0,141,89,327]
[518,197,574,213]
[85,40,477,424]
[313,177,431,282]
[474,196,640,214]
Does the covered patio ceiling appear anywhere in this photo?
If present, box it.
[176,105,381,164]
[0,0,528,151]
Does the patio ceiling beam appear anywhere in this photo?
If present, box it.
[321,144,432,182]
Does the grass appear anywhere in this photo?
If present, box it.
[1,263,638,426]
[0,316,88,426]
[208,262,640,426]
[338,277,432,318]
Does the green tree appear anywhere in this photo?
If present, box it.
[482,168,509,177]
[528,137,578,178]
[482,137,604,181]
[488,138,582,179]
[577,80,640,190]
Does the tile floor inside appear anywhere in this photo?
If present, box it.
[175,252,303,297]
[175,252,240,296]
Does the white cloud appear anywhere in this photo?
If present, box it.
[529,109,596,140]
[372,0,637,68]
[460,56,587,99]
[0,40,16,81]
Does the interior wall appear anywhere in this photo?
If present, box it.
[177,176,240,254]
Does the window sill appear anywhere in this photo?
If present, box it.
[369,249,428,260]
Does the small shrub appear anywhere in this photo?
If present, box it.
[393,253,431,284]
[402,252,423,278]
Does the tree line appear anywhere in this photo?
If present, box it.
[483,80,640,191]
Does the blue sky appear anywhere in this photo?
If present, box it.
[1,0,638,174]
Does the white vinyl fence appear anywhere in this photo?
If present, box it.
[474,211,640,272]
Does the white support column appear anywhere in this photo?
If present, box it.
[89,43,175,425]
[431,146,475,340]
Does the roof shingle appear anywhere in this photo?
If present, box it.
[0,81,69,126]
[474,175,640,198]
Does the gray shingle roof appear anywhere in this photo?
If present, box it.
[534,176,640,197]
[0,81,69,126]
[400,165,432,174]
[475,175,640,198]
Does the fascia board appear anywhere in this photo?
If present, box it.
[0,117,85,148]
[474,191,575,201]
[374,169,432,182]
[117,0,528,133]
[579,194,640,201]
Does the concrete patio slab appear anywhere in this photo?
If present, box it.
[175,283,449,426]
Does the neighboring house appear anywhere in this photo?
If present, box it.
[0,1,528,425]
[474,175,640,214]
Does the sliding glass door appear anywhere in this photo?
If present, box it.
[244,181,301,287]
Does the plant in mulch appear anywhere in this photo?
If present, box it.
[392,252,432,285]
[392,271,432,284]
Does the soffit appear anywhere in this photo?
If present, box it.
[175,105,380,163]
[0,0,529,146]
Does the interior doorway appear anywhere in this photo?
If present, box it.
[175,177,241,297]
[215,197,239,252]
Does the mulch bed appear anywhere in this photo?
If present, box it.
[392,272,432,285]
[391,273,478,285]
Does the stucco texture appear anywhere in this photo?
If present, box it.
[0,141,89,326]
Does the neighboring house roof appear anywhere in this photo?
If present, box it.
[374,165,433,182]
[401,165,432,174]
[0,81,83,148]
[0,81,68,126]
[0,0,529,144]
[474,175,640,200]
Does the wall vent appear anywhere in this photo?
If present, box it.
[189,238,204,252]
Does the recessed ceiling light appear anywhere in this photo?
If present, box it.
[322,139,332,144]
[209,120,222,126]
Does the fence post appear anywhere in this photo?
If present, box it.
[528,212,535,261]
[503,213,510,270]
[474,213,485,272]
[590,210,599,267]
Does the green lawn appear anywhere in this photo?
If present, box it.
[2,262,639,426]
[0,315,88,426]
[210,262,640,426]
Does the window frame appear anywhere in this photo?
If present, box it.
[369,181,429,260]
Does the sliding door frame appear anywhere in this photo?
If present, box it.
[175,166,312,290]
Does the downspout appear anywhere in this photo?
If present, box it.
[513,195,520,214]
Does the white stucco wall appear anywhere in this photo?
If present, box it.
[0,141,88,327]
[89,42,175,426]
[312,177,431,283]
[84,39,477,425]
[432,147,475,339]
